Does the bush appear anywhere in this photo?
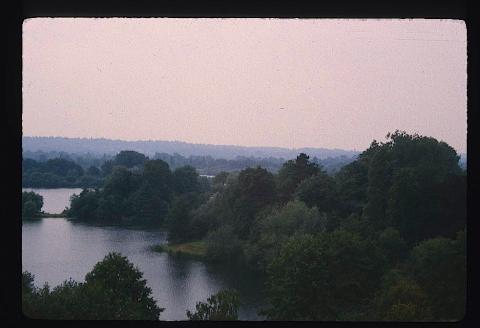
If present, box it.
[186,290,240,320]
[22,253,164,320]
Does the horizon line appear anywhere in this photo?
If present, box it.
[22,135,362,153]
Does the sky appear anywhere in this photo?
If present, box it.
[22,18,467,153]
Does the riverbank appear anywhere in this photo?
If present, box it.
[23,212,67,220]
[40,212,66,218]
[151,241,206,259]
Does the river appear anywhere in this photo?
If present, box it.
[22,188,266,320]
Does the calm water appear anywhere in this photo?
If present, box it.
[22,188,83,214]
[22,188,266,320]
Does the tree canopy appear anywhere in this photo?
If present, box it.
[22,252,163,320]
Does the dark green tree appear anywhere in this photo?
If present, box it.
[22,191,43,218]
[166,192,203,242]
[172,166,200,194]
[67,189,101,221]
[228,166,277,238]
[103,166,139,199]
[294,170,339,213]
[112,150,148,168]
[264,230,384,320]
[22,253,163,320]
[205,225,243,263]
[371,270,433,321]
[86,166,101,176]
[407,232,466,320]
[244,201,324,271]
[377,228,408,267]
[277,153,319,203]
[335,160,369,216]
[186,290,240,320]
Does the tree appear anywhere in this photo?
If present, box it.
[244,201,324,271]
[172,166,200,194]
[205,225,243,263]
[86,166,101,176]
[113,150,148,168]
[228,166,277,238]
[212,171,229,186]
[67,189,101,221]
[407,233,466,320]
[22,253,164,320]
[103,166,138,199]
[335,160,369,216]
[82,252,162,319]
[142,159,173,201]
[22,191,43,218]
[166,192,203,242]
[372,270,433,321]
[377,228,408,267]
[294,171,339,213]
[130,184,169,224]
[277,153,319,203]
[264,230,384,320]
[186,290,240,320]
[101,160,114,176]
[362,147,392,231]
[22,271,37,317]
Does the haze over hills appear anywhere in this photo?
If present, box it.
[22,136,360,160]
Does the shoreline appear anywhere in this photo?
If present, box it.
[151,241,207,260]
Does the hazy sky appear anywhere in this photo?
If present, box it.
[22,18,466,152]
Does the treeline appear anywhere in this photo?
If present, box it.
[23,150,110,169]
[23,252,240,320]
[22,158,103,188]
[23,149,356,188]
[66,157,209,225]
[63,130,466,320]
[22,136,359,160]
[153,152,355,175]
[165,131,466,320]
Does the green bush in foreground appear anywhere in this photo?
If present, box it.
[186,290,240,320]
[22,252,163,320]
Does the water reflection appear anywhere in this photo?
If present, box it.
[22,188,83,214]
[23,218,266,320]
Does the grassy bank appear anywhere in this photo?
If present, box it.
[151,241,206,259]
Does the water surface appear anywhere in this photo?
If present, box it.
[22,188,266,320]
[22,188,83,214]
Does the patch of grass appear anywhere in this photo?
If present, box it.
[150,241,206,259]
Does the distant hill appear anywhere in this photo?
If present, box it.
[22,136,360,161]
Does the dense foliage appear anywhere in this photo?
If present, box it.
[22,191,43,218]
[38,131,465,321]
[186,290,240,320]
[22,157,103,188]
[22,253,163,319]
[66,159,206,225]
[160,131,465,321]
[154,152,355,176]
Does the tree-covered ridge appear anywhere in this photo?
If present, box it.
[23,149,356,188]
[22,157,103,188]
[43,131,465,321]
[23,136,359,160]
